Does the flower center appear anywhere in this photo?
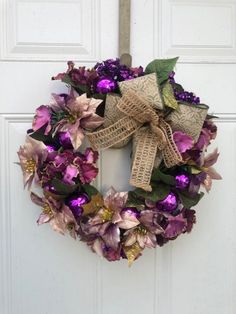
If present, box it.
[67,222,75,231]
[43,203,53,217]
[66,112,80,124]
[136,225,148,235]
[25,159,36,173]
[100,207,113,222]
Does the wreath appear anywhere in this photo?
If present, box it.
[18,57,221,265]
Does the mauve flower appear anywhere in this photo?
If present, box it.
[70,67,98,88]
[31,192,78,239]
[173,131,194,153]
[82,147,99,164]
[163,213,187,239]
[17,136,48,189]
[91,238,121,261]
[81,188,129,250]
[195,120,217,150]
[52,61,99,93]
[124,210,164,249]
[53,93,104,150]
[182,208,196,233]
[38,148,99,186]
[32,105,52,135]
[201,149,222,192]
[74,148,99,184]
[63,164,79,185]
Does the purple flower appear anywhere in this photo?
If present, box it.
[195,120,217,150]
[94,58,144,86]
[182,208,196,233]
[163,213,187,239]
[32,105,52,135]
[63,164,79,184]
[173,131,194,153]
[38,148,99,186]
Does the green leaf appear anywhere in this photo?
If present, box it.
[125,191,145,211]
[162,81,179,110]
[51,178,79,195]
[134,183,170,202]
[145,57,179,84]
[62,74,88,93]
[151,168,176,185]
[173,83,184,93]
[29,125,49,142]
[207,114,219,120]
[82,184,99,198]
[189,166,202,175]
[178,191,204,208]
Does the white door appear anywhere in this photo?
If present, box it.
[0,1,235,314]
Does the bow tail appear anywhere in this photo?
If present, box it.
[160,120,183,168]
[130,127,159,192]
[86,116,141,150]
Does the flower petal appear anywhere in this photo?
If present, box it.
[63,164,79,184]
[102,224,120,250]
[204,148,220,167]
[173,131,194,153]
[164,214,187,239]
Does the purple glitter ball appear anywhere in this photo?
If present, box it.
[122,207,140,218]
[59,131,73,149]
[175,174,190,190]
[66,193,89,218]
[156,192,178,212]
[96,78,116,94]
[44,184,57,194]
[46,144,56,153]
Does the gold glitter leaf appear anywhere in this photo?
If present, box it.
[82,194,104,216]
[162,81,179,110]
[123,242,143,267]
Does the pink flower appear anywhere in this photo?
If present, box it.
[81,188,129,250]
[17,136,48,189]
[32,105,52,134]
[173,131,194,153]
[63,165,79,185]
[54,93,104,150]
[201,149,222,192]
[31,192,78,239]
[123,210,164,249]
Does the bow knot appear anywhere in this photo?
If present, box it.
[87,90,182,191]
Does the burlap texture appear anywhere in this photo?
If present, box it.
[87,74,208,191]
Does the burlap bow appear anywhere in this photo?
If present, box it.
[87,73,208,191]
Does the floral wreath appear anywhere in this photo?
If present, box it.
[18,57,221,265]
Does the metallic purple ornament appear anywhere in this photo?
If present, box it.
[122,207,140,218]
[156,192,178,212]
[44,184,57,194]
[175,174,190,190]
[59,131,73,149]
[66,193,89,218]
[96,78,116,94]
[46,144,56,152]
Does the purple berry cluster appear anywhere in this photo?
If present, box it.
[169,71,200,104]
[95,58,144,82]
